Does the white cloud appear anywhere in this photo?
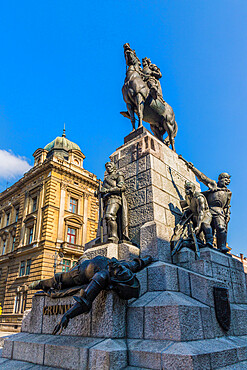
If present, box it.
[0,150,32,180]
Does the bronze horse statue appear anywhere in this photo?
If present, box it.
[121,43,178,151]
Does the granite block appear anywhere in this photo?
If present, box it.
[24,295,45,334]
[89,339,127,370]
[140,221,172,262]
[136,267,148,297]
[161,342,211,370]
[200,247,230,267]
[176,247,195,264]
[44,336,102,370]
[127,292,161,339]
[12,334,47,365]
[208,338,238,368]
[127,305,144,339]
[190,260,213,277]
[144,291,205,341]
[129,203,154,227]
[42,295,91,336]
[128,339,172,370]
[153,203,167,225]
[229,257,244,271]
[178,267,191,296]
[231,304,247,336]
[1,339,13,359]
[127,188,146,209]
[190,271,225,307]
[232,282,247,304]
[200,306,215,339]
[91,290,126,338]
[147,261,178,291]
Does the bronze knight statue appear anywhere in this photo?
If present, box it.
[29,255,152,335]
[96,161,128,244]
[172,181,213,257]
[121,43,178,150]
[179,155,231,254]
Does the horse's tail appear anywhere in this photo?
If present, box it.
[173,121,178,138]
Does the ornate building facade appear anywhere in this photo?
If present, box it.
[0,132,99,331]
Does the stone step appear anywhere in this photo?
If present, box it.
[127,291,247,341]
[127,291,215,341]
[2,333,127,370]
[128,335,247,370]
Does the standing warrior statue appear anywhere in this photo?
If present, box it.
[97,162,128,244]
[179,156,231,254]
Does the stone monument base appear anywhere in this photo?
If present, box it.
[83,242,140,260]
[2,248,247,369]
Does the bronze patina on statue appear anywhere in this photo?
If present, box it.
[121,43,178,151]
[29,255,152,334]
[96,161,129,244]
[179,155,232,254]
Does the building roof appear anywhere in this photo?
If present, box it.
[44,130,81,153]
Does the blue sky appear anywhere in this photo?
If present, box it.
[0,1,246,256]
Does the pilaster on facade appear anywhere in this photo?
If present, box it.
[0,135,99,331]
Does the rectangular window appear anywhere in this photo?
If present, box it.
[2,241,6,255]
[32,197,37,212]
[72,260,77,267]
[19,261,25,277]
[26,259,31,275]
[6,213,10,226]
[28,227,34,244]
[69,198,78,213]
[12,236,16,251]
[62,259,71,272]
[21,292,27,313]
[15,207,19,222]
[67,227,76,244]
[14,293,21,314]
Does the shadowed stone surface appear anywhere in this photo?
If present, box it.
[144,292,205,341]
[147,261,179,291]
[91,290,126,338]
[88,339,127,370]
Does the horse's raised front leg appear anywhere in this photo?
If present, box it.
[127,103,135,131]
[135,93,144,128]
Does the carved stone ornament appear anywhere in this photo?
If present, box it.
[213,286,231,331]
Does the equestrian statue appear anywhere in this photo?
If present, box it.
[121,43,178,151]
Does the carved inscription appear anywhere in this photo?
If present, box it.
[43,304,73,316]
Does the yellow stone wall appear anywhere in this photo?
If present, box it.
[0,152,99,331]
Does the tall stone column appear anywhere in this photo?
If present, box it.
[57,183,67,244]
[110,127,200,262]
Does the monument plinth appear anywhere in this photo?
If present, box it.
[110,127,200,261]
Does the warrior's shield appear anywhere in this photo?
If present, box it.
[213,287,231,331]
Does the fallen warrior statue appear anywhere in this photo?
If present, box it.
[29,255,152,334]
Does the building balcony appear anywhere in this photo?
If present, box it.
[61,242,84,254]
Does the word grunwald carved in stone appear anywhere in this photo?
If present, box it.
[43,304,73,316]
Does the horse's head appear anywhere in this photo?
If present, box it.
[123,43,141,69]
